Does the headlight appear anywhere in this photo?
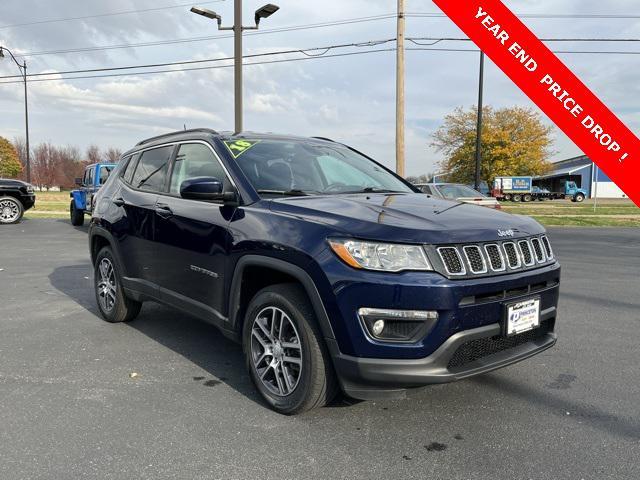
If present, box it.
[329,239,432,272]
[26,185,34,193]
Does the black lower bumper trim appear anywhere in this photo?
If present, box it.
[329,307,557,400]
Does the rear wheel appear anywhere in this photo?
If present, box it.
[0,197,24,224]
[94,246,141,323]
[243,283,337,414]
[504,193,512,201]
[70,201,85,226]
[512,194,522,202]
[523,194,532,202]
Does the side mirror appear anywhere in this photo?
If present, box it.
[180,177,238,205]
[75,177,83,186]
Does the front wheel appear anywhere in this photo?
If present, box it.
[94,247,141,323]
[574,193,585,203]
[243,284,337,414]
[0,197,24,224]
[70,201,85,226]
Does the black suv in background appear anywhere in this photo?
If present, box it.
[0,179,35,224]
[89,129,560,414]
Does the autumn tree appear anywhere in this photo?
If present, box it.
[0,136,23,178]
[432,106,553,183]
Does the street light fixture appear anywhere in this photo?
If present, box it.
[0,46,31,183]
[191,1,279,133]
[254,4,279,25]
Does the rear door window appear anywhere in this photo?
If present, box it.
[130,146,174,192]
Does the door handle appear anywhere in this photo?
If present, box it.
[155,203,173,218]
[112,197,125,207]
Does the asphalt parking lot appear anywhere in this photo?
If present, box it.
[0,219,638,480]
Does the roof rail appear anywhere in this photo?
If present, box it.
[135,128,220,146]
[310,136,336,143]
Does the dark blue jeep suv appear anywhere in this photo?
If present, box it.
[88,128,560,414]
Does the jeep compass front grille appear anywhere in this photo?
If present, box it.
[432,235,555,279]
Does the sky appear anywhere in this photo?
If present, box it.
[0,0,639,176]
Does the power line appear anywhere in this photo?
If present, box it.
[12,14,399,58]
[0,1,225,29]
[0,48,396,85]
[0,39,396,79]
[3,37,640,86]
[4,36,639,80]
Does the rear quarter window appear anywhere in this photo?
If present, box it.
[129,146,174,192]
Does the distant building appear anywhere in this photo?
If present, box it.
[534,155,626,199]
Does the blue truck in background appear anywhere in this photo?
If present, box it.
[492,176,587,203]
[70,163,117,226]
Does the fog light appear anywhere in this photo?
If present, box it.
[372,319,385,336]
[357,308,438,343]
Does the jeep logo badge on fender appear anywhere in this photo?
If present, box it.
[498,229,515,237]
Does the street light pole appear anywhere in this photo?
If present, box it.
[191,2,279,134]
[474,51,485,190]
[0,46,30,183]
[234,0,243,134]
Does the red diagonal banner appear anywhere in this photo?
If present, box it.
[433,0,640,206]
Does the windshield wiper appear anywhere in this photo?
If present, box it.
[256,189,311,197]
[346,187,405,194]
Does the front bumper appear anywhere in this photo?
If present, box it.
[328,306,557,400]
[22,194,36,210]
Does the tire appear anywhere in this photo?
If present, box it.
[0,196,24,224]
[94,246,141,323]
[512,194,522,202]
[523,194,532,202]
[70,201,85,226]
[243,283,337,414]
[574,193,585,203]
[504,194,512,201]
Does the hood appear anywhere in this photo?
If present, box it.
[0,179,31,188]
[269,193,543,244]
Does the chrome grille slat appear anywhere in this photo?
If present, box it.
[484,244,506,272]
[463,246,488,274]
[518,240,535,266]
[530,237,546,263]
[502,242,521,269]
[437,247,466,276]
[541,235,553,260]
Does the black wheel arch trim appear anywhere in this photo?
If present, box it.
[228,255,336,341]
[88,224,128,278]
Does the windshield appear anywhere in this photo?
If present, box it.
[229,139,414,196]
[437,185,485,199]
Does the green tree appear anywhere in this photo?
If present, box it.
[0,136,23,178]
[432,106,553,183]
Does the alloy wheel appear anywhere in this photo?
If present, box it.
[250,306,303,397]
[0,199,20,223]
[97,258,117,313]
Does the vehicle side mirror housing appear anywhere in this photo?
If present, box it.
[75,177,83,186]
[180,177,238,205]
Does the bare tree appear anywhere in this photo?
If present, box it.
[85,145,101,165]
[104,148,122,163]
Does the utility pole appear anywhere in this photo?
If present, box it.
[191,2,279,134]
[23,60,30,183]
[474,51,485,190]
[396,0,405,177]
[0,47,31,183]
